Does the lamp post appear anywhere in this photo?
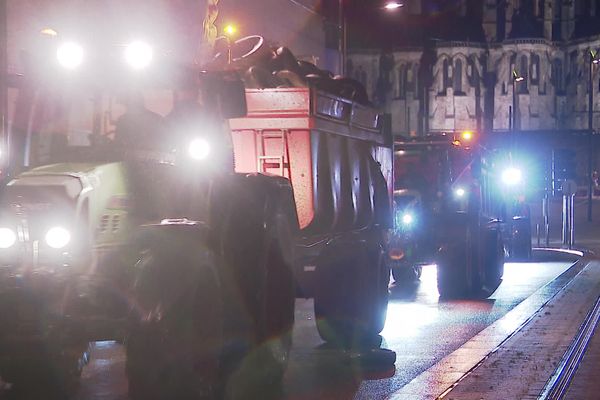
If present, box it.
[511,69,524,133]
[587,50,599,221]
[223,24,237,65]
[338,1,403,76]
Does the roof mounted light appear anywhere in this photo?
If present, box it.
[124,41,153,70]
[384,1,404,10]
[502,167,523,186]
[56,42,84,70]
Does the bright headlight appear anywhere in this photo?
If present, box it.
[0,228,16,249]
[502,167,523,186]
[402,213,414,225]
[455,187,466,198]
[124,41,153,70]
[45,227,71,249]
[188,138,211,160]
[56,42,84,69]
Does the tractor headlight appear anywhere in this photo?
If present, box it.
[56,42,84,69]
[124,41,153,70]
[454,187,466,198]
[401,213,414,226]
[0,228,16,249]
[45,227,71,249]
[188,138,211,161]
[502,167,523,186]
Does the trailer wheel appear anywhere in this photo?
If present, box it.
[314,234,389,349]
[126,240,223,400]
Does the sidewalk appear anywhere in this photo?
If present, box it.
[444,198,600,399]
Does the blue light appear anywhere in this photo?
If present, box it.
[502,167,523,186]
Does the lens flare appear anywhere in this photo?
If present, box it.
[45,227,71,249]
[125,41,153,70]
[188,138,211,160]
[56,42,84,69]
[0,228,16,249]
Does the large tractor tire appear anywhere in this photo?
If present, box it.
[510,218,532,261]
[314,232,389,349]
[125,227,223,400]
[391,264,422,283]
[437,219,504,299]
[0,339,90,400]
[213,176,296,400]
[480,228,505,297]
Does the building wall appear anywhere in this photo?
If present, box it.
[348,1,600,136]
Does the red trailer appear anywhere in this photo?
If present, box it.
[230,87,393,346]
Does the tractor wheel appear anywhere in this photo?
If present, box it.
[480,228,505,297]
[437,220,476,299]
[511,219,532,261]
[314,233,389,349]
[125,238,223,400]
[221,203,295,400]
[0,339,90,400]
[392,264,421,283]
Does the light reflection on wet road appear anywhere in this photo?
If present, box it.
[289,261,573,400]
[2,260,574,400]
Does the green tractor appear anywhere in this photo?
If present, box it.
[0,15,393,400]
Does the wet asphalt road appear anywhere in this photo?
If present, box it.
[287,260,573,399]
[2,259,573,400]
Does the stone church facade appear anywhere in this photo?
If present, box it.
[348,0,600,136]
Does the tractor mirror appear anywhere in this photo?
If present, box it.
[200,71,247,119]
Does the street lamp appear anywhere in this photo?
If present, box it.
[222,24,238,64]
[511,69,524,133]
[587,49,599,221]
[339,1,403,76]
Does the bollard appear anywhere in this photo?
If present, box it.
[543,196,550,246]
[569,194,575,248]
[562,194,569,246]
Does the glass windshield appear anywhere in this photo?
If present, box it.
[394,143,474,201]
[1,178,81,225]
[19,87,176,167]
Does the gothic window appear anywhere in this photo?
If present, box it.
[518,55,529,94]
[530,53,540,85]
[443,58,451,93]
[552,59,564,93]
[570,51,579,80]
[411,64,419,93]
[454,59,464,94]
[397,65,406,99]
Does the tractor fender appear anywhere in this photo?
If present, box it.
[209,173,300,247]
